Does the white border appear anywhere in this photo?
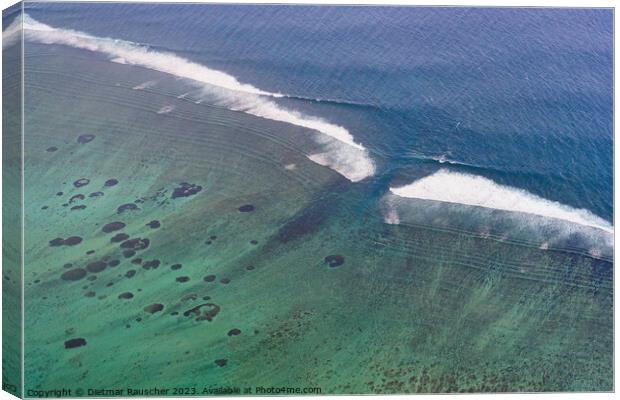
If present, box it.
[0,1,616,400]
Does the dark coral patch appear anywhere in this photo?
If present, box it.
[227,328,241,337]
[171,182,202,199]
[86,261,107,273]
[71,205,86,211]
[122,249,136,258]
[89,191,104,198]
[117,203,139,214]
[142,260,160,270]
[64,338,87,349]
[84,291,96,298]
[86,250,95,255]
[102,221,126,233]
[64,236,83,246]
[49,238,65,247]
[176,276,190,283]
[61,268,87,281]
[238,204,255,212]
[203,275,216,282]
[118,292,134,300]
[125,270,136,278]
[104,178,118,187]
[214,359,227,367]
[111,233,129,243]
[184,303,220,321]
[77,134,95,144]
[69,194,85,203]
[131,258,143,265]
[220,278,230,285]
[46,146,58,152]
[246,265,255,271]
[144,303,164,314]
[108,259,120,267]
[250,240,258,245]
[56,192,63,196]
[146,220,161,229]
[73,178,90,188]
[171,264,182,270]
[324,255,345,268]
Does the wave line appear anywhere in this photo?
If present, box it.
[390,169,613,233]
[12,14,375,182]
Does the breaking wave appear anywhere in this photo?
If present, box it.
[12,14,375,182]
[390,169,612,232]
[384,169,613,259]
[2,14,21,49]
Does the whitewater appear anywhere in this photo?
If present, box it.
[5,14,375,182]
[390,169,613,233]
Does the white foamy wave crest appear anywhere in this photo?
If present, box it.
[110,57,127,64]
[21,15,277,97]
[20,14,375,182]
[203,87,374,181]
[390,169,613,233]
[3,15,22,49]
[308,146,375,182]
[221,92,364,151]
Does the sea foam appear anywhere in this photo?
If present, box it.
[2,14,21,49]
[14,14,375,182]
[389,169,613,233]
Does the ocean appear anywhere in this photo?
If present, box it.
[2,3,613,394]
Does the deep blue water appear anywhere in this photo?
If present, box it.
[23,4,614,221]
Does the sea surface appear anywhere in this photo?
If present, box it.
[2,4,613,394]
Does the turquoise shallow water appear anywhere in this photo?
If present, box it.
[11,41,612,394]
[1,4,614,396]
